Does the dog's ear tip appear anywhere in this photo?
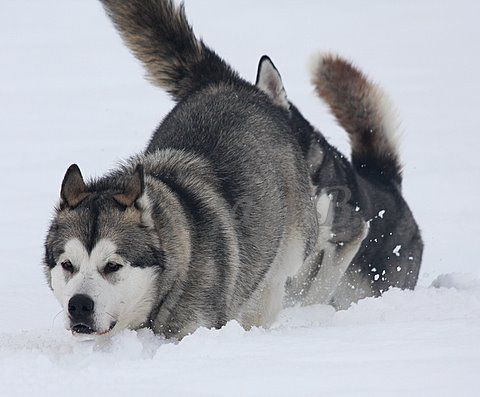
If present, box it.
[62,163,84,184]
[259,54,272,63]
[67,163,80,170]
[63,163,82,178]
[258,55,279,74]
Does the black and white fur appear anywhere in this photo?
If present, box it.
[256,55,423,308]
[44,0,318,339]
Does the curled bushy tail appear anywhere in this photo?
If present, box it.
[311,53,403,185]
[100,0,242,101]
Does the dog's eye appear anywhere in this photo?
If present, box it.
[61,260,74,273]
[104,262,123,274]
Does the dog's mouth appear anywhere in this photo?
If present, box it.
[72,324,95,335]
[71,321,117,336]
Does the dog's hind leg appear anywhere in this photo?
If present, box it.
[302,219,369,306]
[240,235,307,328]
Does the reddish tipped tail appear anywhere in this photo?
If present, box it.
[311,53,403,185]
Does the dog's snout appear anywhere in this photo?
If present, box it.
[68,294,94,320]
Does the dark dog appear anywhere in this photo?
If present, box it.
[256,55,423,308]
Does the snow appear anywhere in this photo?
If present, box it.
[2,281,480,396]
[393,245,402,256]
[1,0,479,396]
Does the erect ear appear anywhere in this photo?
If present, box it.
[61,164,90,208]
[113,164,145,207]
[255,55,290,110]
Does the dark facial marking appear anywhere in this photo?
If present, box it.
[44,245,56,269]
[86,199,101,253]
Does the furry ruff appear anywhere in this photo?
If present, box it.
[100,0,242,102]
[311,53,403,185]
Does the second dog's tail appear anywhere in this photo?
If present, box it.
[311,53,403,185]
[100,0,243,102]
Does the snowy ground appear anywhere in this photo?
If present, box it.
[1,1,479,396]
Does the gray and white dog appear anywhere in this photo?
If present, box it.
[255,55,423,309]
[43,0,423,339]
[43,0,319,339]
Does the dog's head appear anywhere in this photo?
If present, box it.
[44,164,163,337]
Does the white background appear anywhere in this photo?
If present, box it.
[1,1,479,396]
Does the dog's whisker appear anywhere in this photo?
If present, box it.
[51,309,64,328]
[105,311,116,320]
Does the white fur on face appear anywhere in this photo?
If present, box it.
[50,238,158,336]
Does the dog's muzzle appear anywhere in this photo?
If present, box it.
[68,294,117,335]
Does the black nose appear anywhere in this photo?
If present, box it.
[68,294,94,321]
